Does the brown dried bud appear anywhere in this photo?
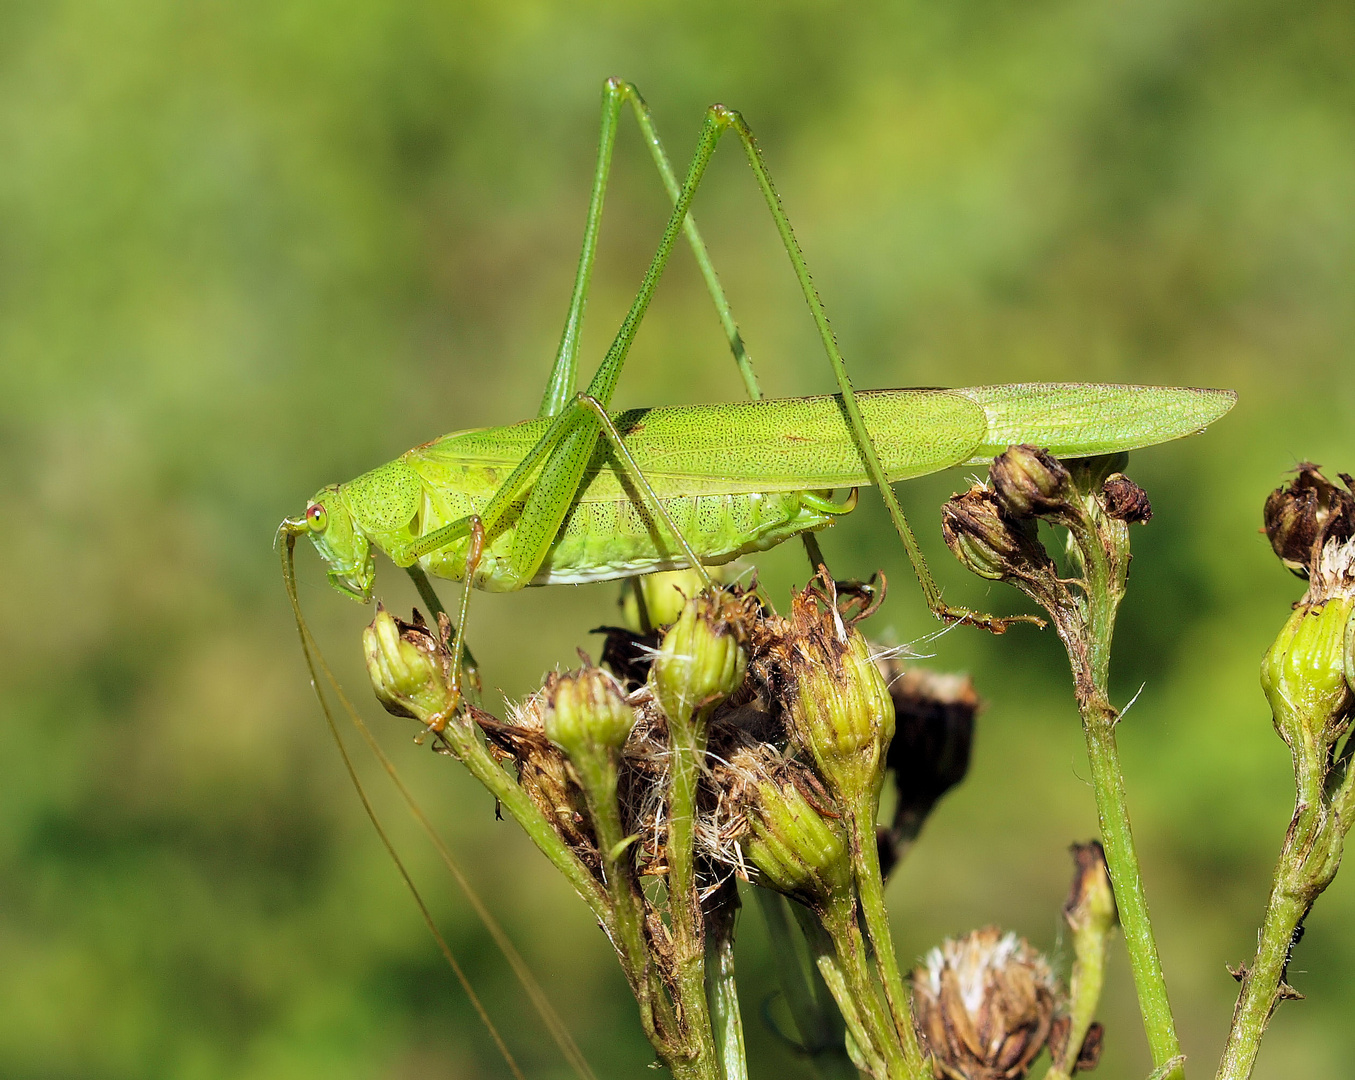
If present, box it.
[1064,841,1118,938]
[942,485,1050,583]
[912,927,1062,1080]
[989,444,1072,518]
[1100,474,1153,524]
[1264,463,1355,576]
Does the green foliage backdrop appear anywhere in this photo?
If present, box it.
[2,1,1352,1077]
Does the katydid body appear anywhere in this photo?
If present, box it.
[300,382,1234,600]
[284,78,1237,629]
[278,79,1239,1080]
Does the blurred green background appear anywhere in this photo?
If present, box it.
[2,1,1353,1077]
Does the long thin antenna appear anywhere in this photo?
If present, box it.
[281,531,595,1080]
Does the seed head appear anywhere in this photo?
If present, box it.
[911,927,1062,1080]
[989,444,1072,519]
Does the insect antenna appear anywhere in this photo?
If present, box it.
[280,530,597,1080]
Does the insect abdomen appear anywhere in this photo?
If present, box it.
[525,489,835,588]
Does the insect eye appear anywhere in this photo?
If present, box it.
[306,504,328,532]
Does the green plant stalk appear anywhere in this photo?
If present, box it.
[436,714,611,924]
[818,891,914,1080]
[848,805,929,1080]
[753,890,856,1079]
[1043,879,1112,1080]
[1214,711,1350,1078]
[704,891,748,1080]
[570,748,682,1057]
[667,701,723,1080]
[1065,505,1183,1079]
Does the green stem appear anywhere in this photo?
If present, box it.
[819,894,912,1080]
[705,887,748,1080]
[667,703,722,1080]
[1080,700,1181,1076]
[1215,728,1343,1078]
[436,717,610,925]
[753,890,856,1079]
[849,807,929,1079]
[1067,497,1182,1079]
[572,749,680,1056]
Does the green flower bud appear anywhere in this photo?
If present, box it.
[1260,594,1355,754]
[363,606,457,727]
[754,584,895,805]
[740,760,852,910]
[989,444,1072,518]
[651,589,757,723]
[942,485,1049,583]
[542,667,636,760]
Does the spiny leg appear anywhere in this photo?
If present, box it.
[540,78,763,421]
[700,105,1025,632]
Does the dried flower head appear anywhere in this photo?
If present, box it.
[1264,463,1355,576]
[941,485,1052,584]
[874,662,979,876]
[912,927,1062,1080]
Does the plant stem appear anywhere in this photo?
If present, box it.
[1065,496,1182,1079]
[819,894,913,1080]
[705,886,748,1080]
[754,890,856,1078]
[849,805,929,1080]
[1079,699,1181,1076]
[1215,718,1346,1078]
[571,748,681,1056]
[667,703,722,1080]
[437,715,611,922]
